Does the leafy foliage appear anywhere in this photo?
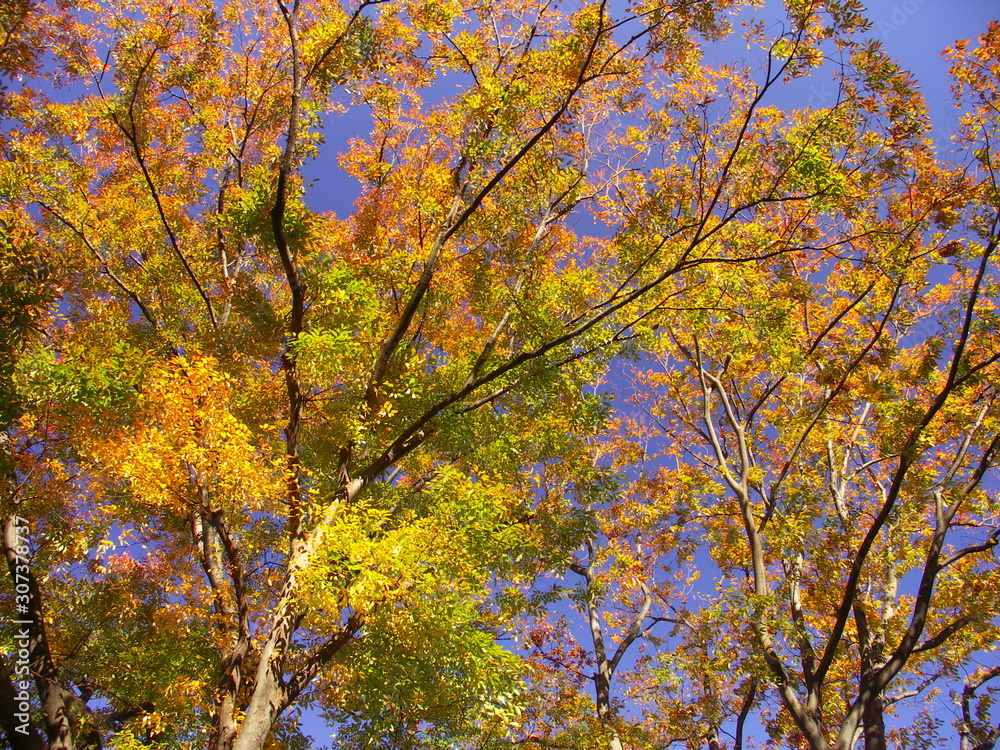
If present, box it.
[1,3,999,750]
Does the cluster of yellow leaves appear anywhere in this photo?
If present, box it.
[92,355,282,516]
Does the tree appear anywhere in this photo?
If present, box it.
[517,19,1000,750]
[1,1,996,750]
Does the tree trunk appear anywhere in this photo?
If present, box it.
[229,629,288,750]
[854,603,889,750]
[0,660,46,750]
[593,669,624,750]
[3,515,77,750]
[861,691,887,750]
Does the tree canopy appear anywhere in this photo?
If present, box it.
[1,1,999,749]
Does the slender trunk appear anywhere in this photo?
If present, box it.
[860,692,887,750]
[593,669,623,750]
[229,678,284,750]
[854,603,889,750]
[229,594,296,750]
[2,514,84,750]
[573,551,627,750]
[0,659,46,750]
[733,679,757,750]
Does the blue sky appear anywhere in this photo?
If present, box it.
[867,0,996,140]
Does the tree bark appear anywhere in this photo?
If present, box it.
[860,690,887,750]
[2,514,97,750]
[0,658,46,750]
[854,603,888,750]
